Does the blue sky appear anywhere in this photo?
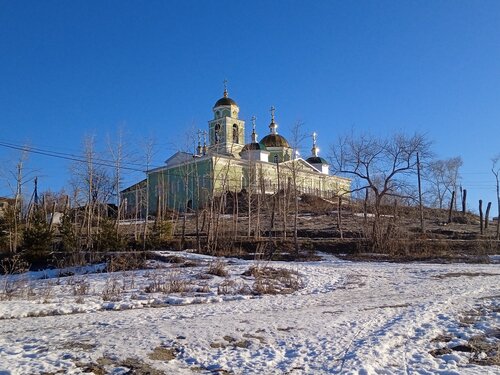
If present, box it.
[0,1,499,213]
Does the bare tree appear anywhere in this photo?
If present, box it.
[492,154,500,240]
[69,135,113,250]
[0,147,33,253]
[424,156,463,209]
[282,121,307,253]
[330,132,431,249]
[141,136,156,249]
[107,127,129,235]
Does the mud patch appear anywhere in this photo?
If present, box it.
[430,297,499,366]
[148,346,178,361]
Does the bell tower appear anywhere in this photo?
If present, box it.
[208,81,245,155]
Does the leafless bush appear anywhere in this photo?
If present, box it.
[0,255,30,300]
[216,279,252,295]
[193,284,210,293]
[71,277,90,296]
[207,260,228,277]
[217,279,236,295]
[1,254,29,275]
[144,270,190,294]
[213,238,237,257]
[101,276,123,301]
[163,255,184,264]
[107,253,146,272]
[39,280,56,301]
[122,271,136,290]
[244,265,303,295]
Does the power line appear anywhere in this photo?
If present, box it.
[0,140,156,172]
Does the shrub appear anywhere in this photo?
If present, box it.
[144,270,190,294]
[71,277,90,296]
[207,260,228,277]
[146,220,172,250]
[95,218,126,252]
[244,265,303,295]
[22,209,54,265]
[101,276,123,301]
[106,253,146,272]
[59,214,79,252]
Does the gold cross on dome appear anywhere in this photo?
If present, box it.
[223,79,228,97]
[270,106,275,121]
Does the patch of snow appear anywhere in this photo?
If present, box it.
[0,252,498,374]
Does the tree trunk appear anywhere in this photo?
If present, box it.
[181,212,186,250]
[417,152,424,232]
[48,201,57,232]
[448,191,455,224]
[485,202,491,229]
[293,175,299,255]
[363,188,369,224]
[479,199,483,235]
[247,182,252,238]
[337,196,343,239]
[496,178,500,240]
[462,189,467,215]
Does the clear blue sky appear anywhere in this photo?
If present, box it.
[0,1,499,213]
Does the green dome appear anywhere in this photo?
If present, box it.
[306,156,329,165]
[260,134,290,148]
[242,142,266,152]
[214,96,238,108]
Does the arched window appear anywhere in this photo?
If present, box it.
[273,154,279,163]
[214,123,220,144]
[232,124,239,143]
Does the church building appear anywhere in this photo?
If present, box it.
[121,87,350,216]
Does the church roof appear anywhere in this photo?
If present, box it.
[260,134,290,148]
[241,142,266,152]
[214,96,238,108]
[306,156,329,165]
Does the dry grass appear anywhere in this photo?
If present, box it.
[148,346,178,361]
[468,335,500,366]
[144,270,191,294]
[244,265,303,295]
[207,260,228,277]
[106,253,146,272]
[431,300,500,366]
[70,277,90,296]
[101,276,123,301]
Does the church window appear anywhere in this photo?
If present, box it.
[273,154,279,163]
[232,124,239,143]
[215,123,220,144]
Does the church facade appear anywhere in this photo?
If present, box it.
[121,89,350,216]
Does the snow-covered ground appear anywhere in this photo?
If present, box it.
[0,252,498,374]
